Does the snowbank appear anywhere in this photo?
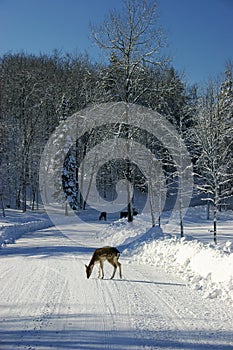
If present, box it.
[0,210,53,247]
[127,235,233,302]
[98,214,153,246]
[100,211,233,303]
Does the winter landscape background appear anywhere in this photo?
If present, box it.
[0,0,233,349]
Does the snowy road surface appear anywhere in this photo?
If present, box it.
[0,223,233,350]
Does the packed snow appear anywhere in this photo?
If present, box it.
[0,205,233,349]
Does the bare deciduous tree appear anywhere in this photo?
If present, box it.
[192,81,233,244]
[91,0,167,222]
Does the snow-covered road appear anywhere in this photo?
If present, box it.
[0,224,232,350]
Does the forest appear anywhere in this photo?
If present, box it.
[0,0,232,242]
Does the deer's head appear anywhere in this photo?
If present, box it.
[85,264,93,279]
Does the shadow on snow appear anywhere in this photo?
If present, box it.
[0,318,232,350]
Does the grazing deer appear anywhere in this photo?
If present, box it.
[85,246,122,279]
[99,211,107,221]
[120,208,138,219]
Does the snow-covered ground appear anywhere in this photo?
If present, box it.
[0,206,233,349]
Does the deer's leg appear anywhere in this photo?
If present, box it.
[99,260,104,279]
[110,263,117,279]
[108,256,122,279]
[108,259,117,279]
[114,256,122,279]
[107,259,117,279]
[98,263,101,278]
[117,261,122,279]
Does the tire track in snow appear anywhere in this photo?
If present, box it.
[99,279,140,350]
[15,260,70,350]
[124,262,233,349]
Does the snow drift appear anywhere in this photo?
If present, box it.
[100,212,233,303]
[0,211,53,247]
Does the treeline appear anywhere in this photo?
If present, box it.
[0,50,232,241]
[0,52,96,211]
[0,51,187,209]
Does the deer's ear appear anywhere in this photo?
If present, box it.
[85,264,88,268]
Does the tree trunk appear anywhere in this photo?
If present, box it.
[22,181,27,212]
[207,201,210,220]
[148,180,156,227]
[65,202,68,216]
[16,187,21,209]
[0,194,6,217]
[179,197,184,238]
[125,105,133,223]
[213,201,217,244]
[158,215,161,227]
[31,190,35,211]
[36,187,39,210]
[158,181,162,227]
[126,162,133,222]
[83,170,95,211]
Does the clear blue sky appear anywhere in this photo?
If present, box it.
[0,0,232,85]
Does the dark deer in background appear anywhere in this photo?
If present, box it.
[85,246,122,279]
[120,208,138,219]
[99,211,107,221]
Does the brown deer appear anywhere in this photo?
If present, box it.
[85,246,122,279]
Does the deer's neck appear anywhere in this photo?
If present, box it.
[89,257,96,267]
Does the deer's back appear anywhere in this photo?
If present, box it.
[93,246,120,260]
